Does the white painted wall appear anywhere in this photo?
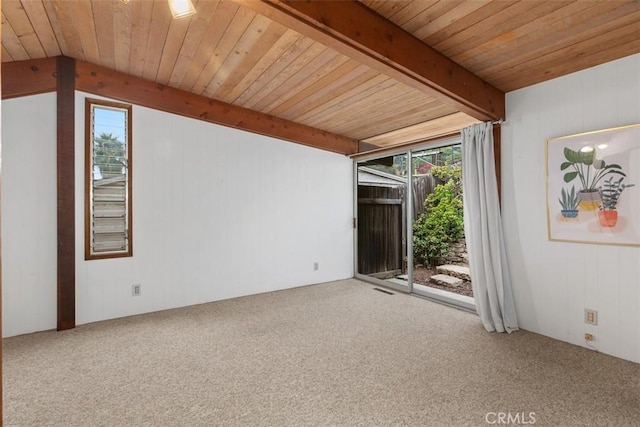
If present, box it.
[75,92,354,325]
[1,94,58,337]
[1,91,353,336]
[502,53,640,362]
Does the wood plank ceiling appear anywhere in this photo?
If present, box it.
[2,0,640,150]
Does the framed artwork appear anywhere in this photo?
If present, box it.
[546,123,640,246]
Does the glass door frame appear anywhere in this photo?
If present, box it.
[353,151,411,293]
[353,136,475,311]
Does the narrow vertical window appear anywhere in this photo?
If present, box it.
[85,99,132,259]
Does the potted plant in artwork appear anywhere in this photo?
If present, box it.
[561,146,627,210]
[558,186,579,219]
[598,176,635,227]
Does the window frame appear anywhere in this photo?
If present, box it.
[84,98,133,260]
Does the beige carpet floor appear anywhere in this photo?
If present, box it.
[3,279,639,426]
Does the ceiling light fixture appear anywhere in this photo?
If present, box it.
[168,0,196,19]
[119,0,129,4]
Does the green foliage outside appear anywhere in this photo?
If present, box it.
[94,132,126,177]
[413,164,464,267]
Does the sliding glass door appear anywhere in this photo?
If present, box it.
[355,139,475,310]
[356,153,409,291]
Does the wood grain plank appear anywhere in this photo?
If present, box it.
[308,82,415,130]
[271,60,369,118]
[1,56,57,99]
[475,2,640,79]
[295,73,393,123]
[232,33,314,106]
[2,12,30,61]
[204,15,287,98]
[346,102,457,140]
[42,0,68,55]
[460,1,602,72]
[191,5,255,95]
[433,0,573,59]
[168,0,220,88]
[155,8,193,83]
[343,95,453,133]
[70,0,100,64]
[411,0,491,41]
[56,55,76,331]
[322,90,443,136]
[20,0,61,56]
[141,0,172,81]
[532,38,640,84]
[320,88,435,133]
[311,79,411,126]
[75,60,358,154]
[292,71,390,124]
[128,0,154,77]
[362,112,479,147]
[2,0,46,57]
[239,41,327,109]
[2,45,14,62]
[490,22,640,92]
[92,0,116,70]
[420,1,516,47]
[236,0,505,121]
[113,0,133,74]
[254,50,350,113]
[179,0,239,91]
[271,62,372,118]
[205,15,287,99]
[216,28,301,102]
[49,0,84,60]
[361,0,413,18]
[279,66,381,121]
[387,0,441,27]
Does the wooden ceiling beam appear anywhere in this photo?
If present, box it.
[234,0,505,121]
[1,57,57,99]
[74,60,357,155]
[0,57,357,155]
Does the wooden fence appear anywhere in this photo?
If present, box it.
[412,174,436,219]
[357,174,436,276]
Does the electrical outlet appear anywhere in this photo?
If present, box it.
[132,284,141,296]
[585,309,598,325]
[313,262,319,271]
[584,333,594,342]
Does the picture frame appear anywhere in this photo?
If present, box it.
[546,123,640,246]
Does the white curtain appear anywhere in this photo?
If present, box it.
[461,122,518,333]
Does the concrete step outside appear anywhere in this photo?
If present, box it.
[430,274,463,288]
[436,264,471,281]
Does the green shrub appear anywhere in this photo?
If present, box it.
[413,164,464,266]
